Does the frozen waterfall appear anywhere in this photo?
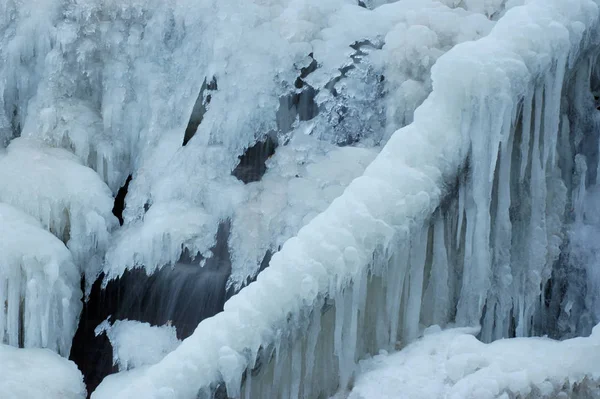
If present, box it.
[1,0,600,398]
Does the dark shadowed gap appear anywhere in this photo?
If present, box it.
[231,135,278,184]
[112,175,132,225]
[183,76,218,146]
[70,221,234,396]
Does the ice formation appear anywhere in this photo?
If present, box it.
[2,0,600,397]
[0,344,86,399]
[346,325,600,399]
[0,138,117,293]
[95,319,180,371]
[91,0,600,397]
[0,203,81,355]
[61,0,496,295]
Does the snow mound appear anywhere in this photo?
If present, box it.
[0,344,86,399]
[0,203,81,356]
[348,325,600,399]
[0,138,117,292]
[95,319,181,371]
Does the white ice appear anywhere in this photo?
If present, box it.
[0,138,117,293]
[0,203,81,355]
[95,319,181,371]
[0,344,86,399]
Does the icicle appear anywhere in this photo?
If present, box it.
[574,155,588,224]
[402,227,428,342]
[341,271,363,387]
[272,337,285,395]
[333,290,345,385]
[244,368,252,399]
[457,93,508,326]
[430,214,450,325]
[7,270,20,347]
[519,90,533,183]
[456,177,476,326]
[456,177,465,250]
[289,337,302,399]
[303,308,320,399]
[518,86,547,338]
[0,277,5,344]
[336,286,355,391]
[386,244,409,348]
[545,56,567,168]
[487,108,515,341]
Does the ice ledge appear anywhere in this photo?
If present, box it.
[93,0,600,397]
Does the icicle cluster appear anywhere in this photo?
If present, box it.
[92,0,600,398]
[0,203,81,355]
[0,138,117,293]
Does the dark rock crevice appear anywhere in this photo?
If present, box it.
[183,76,218,146]
[112,175,132,225]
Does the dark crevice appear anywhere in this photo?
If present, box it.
[232,135,278,184]
[70,220,234,396]
[112,175,131,226]
[183,76,217,146]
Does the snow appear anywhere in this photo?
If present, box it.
[0,203,81,356]
[0,344,86,399]
[92,0,600,398]
[95,319,181,371]
[347,325,600,399]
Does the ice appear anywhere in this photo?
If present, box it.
[0,203,81,356]
[92,0,600,397]
[103,203,219,281]
[2,0,503,306]
[21,98,129,193]
[87,0,498,289]
[0,138,117,294]
[95,319,180,371]
[346,325,600,399]
[0,344,86,399]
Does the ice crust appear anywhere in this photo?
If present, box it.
[92,0,600,397]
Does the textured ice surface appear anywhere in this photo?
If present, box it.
[0,344,86,399]
[95,319,180,371]
[346,325,600,399]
